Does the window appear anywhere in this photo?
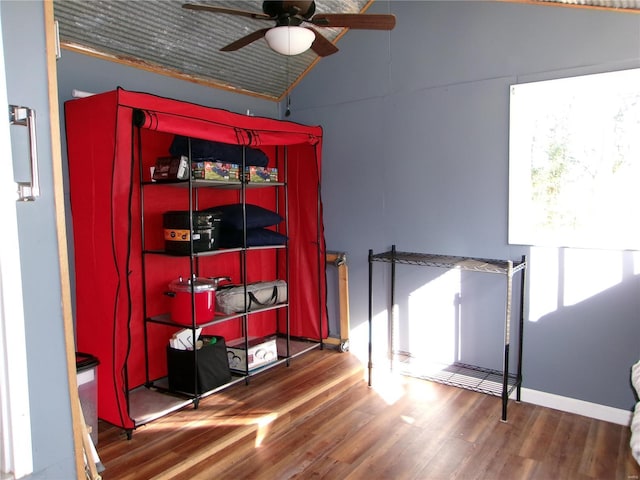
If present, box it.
[509,68,640,251]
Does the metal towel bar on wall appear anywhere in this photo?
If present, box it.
[9,105,40,202]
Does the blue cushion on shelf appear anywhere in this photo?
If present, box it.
[219,228,287,248]
[169,136,269,167]
[206,203,283,230]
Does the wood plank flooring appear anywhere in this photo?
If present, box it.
[95,349,640,479]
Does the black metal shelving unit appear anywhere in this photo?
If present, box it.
[368,244,527,422]
[132,143,322,430]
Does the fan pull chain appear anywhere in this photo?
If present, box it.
[285,55,292,117]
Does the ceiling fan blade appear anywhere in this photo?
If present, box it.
[182,2,271,20]
[220,28,270,52]
[310,13,396,30]
[307,28,339,57]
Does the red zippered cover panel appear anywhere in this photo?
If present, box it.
[65,88,327,430]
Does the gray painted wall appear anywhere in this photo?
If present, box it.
[289,0,640,411]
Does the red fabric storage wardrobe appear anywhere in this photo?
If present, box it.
[65,88,327,431]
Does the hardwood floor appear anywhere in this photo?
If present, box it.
[95,348,640,479]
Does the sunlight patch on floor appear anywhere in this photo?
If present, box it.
[369,367,440,406]
[400,414,415,425]
[369,368,406,405]
[146,410,279,443]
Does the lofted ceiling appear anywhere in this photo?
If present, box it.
[54,0,373,101]
[53,0,640,102]
[529,0,640,9]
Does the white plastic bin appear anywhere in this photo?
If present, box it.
[76,352,99,445]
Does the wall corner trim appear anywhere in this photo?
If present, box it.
[516,388,632,426]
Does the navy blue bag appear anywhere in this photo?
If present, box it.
[169,135,269,167]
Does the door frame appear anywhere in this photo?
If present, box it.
[42,1,85,477]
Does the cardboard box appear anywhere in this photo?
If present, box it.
[226,336,278,372]
[192,161,240,181]
[246,166,278,182]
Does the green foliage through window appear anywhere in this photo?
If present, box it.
[509,68,640,250]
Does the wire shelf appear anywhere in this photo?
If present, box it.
[395,357,519,398]
[371,251,526,275]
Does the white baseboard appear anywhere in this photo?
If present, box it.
[516,388,632,426]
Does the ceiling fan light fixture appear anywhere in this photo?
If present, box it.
[265,26,314,55]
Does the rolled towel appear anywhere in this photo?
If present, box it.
[632,361,640,393]
[630,402,640,465]
[633,403,640,430]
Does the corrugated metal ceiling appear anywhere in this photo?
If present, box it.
[54,0,371,101]
[536,0,640,7]
[53,1,640,102]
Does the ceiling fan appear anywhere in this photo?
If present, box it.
[182,1,396,57]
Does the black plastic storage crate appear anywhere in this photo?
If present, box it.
[166,336,231,394]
